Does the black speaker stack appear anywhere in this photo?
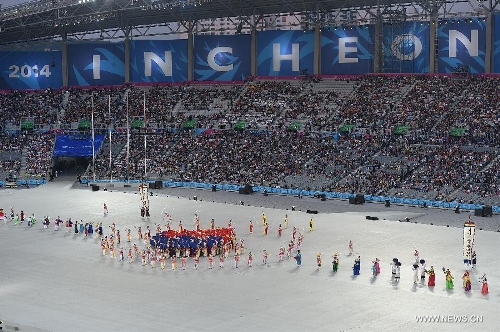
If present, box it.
[474,206,492,217]
[349,194,365,205]
[239,184,253,195]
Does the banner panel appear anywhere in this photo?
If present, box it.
[130,39,188,83]
[493,14,500,73]
[382,22,429,73]
[321,26,374,74]
[194,34,251,81]
[257,30,314,76]
[438,18,486,73]
[67,43,125,86]
[0,51,62,90]
[54,134,105,157]
[463,222,476,265]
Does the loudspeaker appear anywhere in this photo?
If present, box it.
[244,184,253,194]
[321,197,326,201]
[306,210,318,214]
[474,208,483,217]
[91,185,99,192]
[149,183,156,189]
[155,180,163,189]
[349,197,356,204]
[239,185,253,195]
[355,194,365,204]
[482,206,492,217]
[212,185,216,192]
[385,199,390,207]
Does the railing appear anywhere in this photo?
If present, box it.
[0,179,46,187]
[2,176,496,213]
[78,178,500,213]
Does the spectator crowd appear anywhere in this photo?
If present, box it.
[0,76,499,205]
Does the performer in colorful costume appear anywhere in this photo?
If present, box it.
[294,250,302,266]
[462,271,471,292]
[479,273,488,295]
[332,252,339,272]
[353,256,361,276]
[426,266,436,287]
[443,268,454,289]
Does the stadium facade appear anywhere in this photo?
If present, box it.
[1,0,500,89]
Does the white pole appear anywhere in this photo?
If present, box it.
[108,95,112,183]
[126,92,130,183]
[91,95,95,182]
[143,91,147,180]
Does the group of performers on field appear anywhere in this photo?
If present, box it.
[2,205,490,295]
[386,250,488,294]
[2,208,37,227]
[91,211,312,270]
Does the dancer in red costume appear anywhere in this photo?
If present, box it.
[247,252,253,267]
[479,273,488,295]
[426,266,436,286]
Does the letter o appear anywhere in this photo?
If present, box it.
[391,34,422,61]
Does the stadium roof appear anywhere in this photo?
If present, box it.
[0,0,479,45]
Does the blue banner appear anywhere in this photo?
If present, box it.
[438,18,486,73]
[54,134,105,157]
[67,42,125,86]
[257,30,314,76]
[493,14,500,73]
[130,40,188,83]
[193,34,251,81]
[0,51,62,90]
[382,22,429,73]
[321,26,374,74]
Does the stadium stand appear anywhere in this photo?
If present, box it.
[0,76,499,207]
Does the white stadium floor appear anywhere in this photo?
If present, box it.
[0,180,498,332]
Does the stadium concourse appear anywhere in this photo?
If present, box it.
[0,179,499,332]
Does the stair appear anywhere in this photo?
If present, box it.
[172,100,183,115]
[18,147,28,178]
